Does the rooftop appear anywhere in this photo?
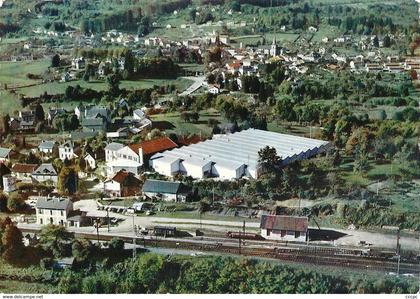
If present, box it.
[129,137,177,156]
[11,163,38,173]
[33,164,57,176]
[143,179,188,195]
[151,129,330,175]
[0,147,11,158]
[260,215,308,232]
[36,196,72,210]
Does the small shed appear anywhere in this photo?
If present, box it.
[154,226,176,237]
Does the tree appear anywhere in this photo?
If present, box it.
[0,193,7,212]
[134,253,165,293]
[231,0,241,12]
[137,16,151,36]
[51,54,61,67]
[1,114,10,135]
[35,103,45,122]
[7,192,24,212]
[383,35,391,47]
[2,223,24,264]
[353,152,369,174]
[109,238,124,253]
[107,74,120,96]
[39,225,74,258]
[58,167,78,195]
[372,36,379,47]
[258,146,282,175]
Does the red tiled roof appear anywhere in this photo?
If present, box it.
[228,61,241,69]
[11,163,38,173]
[178,135,204,146]
[260,215,308,232]
[111,170,140,186]
[129,137,177,156]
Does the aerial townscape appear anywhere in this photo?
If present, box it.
[0,0,419,296]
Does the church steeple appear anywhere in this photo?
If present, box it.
[270,37,278,57]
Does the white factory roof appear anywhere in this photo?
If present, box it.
[151,129,330,178]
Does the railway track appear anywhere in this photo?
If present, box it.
[20,227,419,274]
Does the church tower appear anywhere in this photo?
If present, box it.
[270,37,278,57]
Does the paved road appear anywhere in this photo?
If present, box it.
[178,76,205,96]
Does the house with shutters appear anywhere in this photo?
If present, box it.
[35,196,85,227]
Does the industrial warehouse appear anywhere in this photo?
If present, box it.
[150,129,331,180]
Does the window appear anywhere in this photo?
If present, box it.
[50,210,53,215]
[60,211,64,216]
[295,231,300,238]
[38,209,43,214]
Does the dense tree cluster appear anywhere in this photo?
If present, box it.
[56,253,418,294]
[80,7,142,33]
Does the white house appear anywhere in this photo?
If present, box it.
[71,57,85,70]
[59,141,77,161]
[35,196,84,227]
[38,140,56,155]
[11,163,38,182]
[133,109,146,120]
[103,170,141,197]
[84,152,96,170]
[0,147,11,163]
[2,174,17,193]
[208,85,220,95]
[105,137,177,176]
[260,215,308,242]
[32,164,58,185]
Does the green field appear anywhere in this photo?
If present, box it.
[150,109,225,137]
[0,280,55,294]
[0,58,194,114]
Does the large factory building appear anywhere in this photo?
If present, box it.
[150,129,331,180]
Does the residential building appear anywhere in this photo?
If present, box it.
[35,196,85,227]
[260,215,308,242]
[32,164,58,185]
[81,117,107,132]
[84,152,97,170]
[2,174,17,193]
[0,164,11,189]
[47,108,66,124]
[38,140,56,155]
[11,163,38,182]
[59,141,77,161]
[142,179,191,202]
[105,137,177,176]
[103,170,141,197]
[19,110,35,123]
[0,147,11,162]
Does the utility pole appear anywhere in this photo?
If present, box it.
[238,229,241,255]
[396,228,401,275]
[107,208,110,232]
[132,213,136,259]
[95,218,100,243]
